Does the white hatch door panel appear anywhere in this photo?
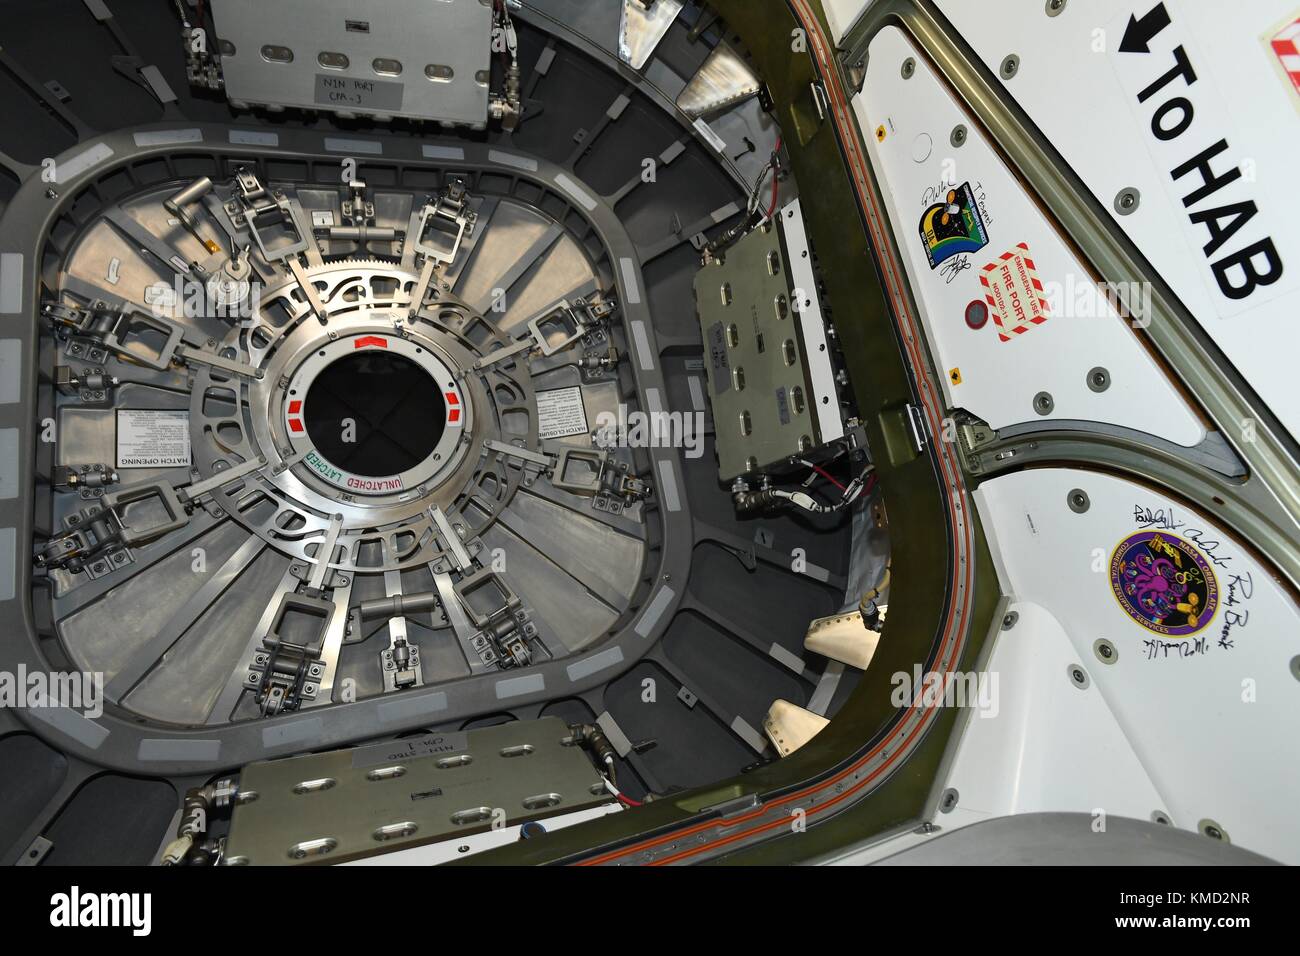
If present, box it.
[823,0,872,42]
[938,601,1166,834]
[935,0,1300,442]
[974,468,1300,862]
[855,26,1206,448]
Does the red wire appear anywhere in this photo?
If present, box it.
[765,172,779,220]
[616,792,642,808]
[763,136,785,220]
[808,462,846,492]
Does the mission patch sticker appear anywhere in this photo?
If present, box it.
[1110,530,1219,637]
[918,180,989,268]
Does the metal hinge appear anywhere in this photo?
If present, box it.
[34,480,189,576]
[244,590,335,715]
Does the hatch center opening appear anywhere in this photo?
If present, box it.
[304,351,446,477]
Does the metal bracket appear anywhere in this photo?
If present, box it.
[53,463,120,500]
[244,591,335,715]
[44,301,184,372]
[33,502,133,578]
[454,567,521,630]
[905,403,929,454]
[411,179,477,266]
[526,298,599,357]
[229,169,314,263]
[102,480,190,546]
[550,447,609,497]
[380,638,423,692]
[55,365,119,405]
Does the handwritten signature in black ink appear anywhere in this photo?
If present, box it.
[939,254,972,285]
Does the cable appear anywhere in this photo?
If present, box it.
[760,136,785,223]
[754,465,875,515]
[604,777,642,808]
[859,563,890,610]
[799,458,846,492]
[707,134,786,255]
[763,168,780,222]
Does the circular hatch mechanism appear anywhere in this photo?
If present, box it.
[288,333,463,495]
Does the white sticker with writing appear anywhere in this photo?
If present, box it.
[536,386,589,440]
[1109,3,1289,314]
[116,410,191,468]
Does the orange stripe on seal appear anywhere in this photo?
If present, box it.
[353,336,388,349]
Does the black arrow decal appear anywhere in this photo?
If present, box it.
[1119,2,1172,54]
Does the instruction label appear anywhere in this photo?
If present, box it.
[536,386,589,440]
[116,410,191,468]
[314,74,405,112]
[349,732,469,769]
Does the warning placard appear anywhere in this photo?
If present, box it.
[536,386,589,440]
[116,409,191,468]
[979,242,1050,342]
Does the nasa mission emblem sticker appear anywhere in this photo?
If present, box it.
[1110,531,1220,637]
[918,180,989,268]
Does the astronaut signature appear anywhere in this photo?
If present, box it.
[939,254,971,285]
[1132,505,1234,569]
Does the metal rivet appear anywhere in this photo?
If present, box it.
[1198,819,1229,843]
[1002,611,1019,630]
[1094,638,1118,664]
[1033,391,1054,415]
[901,57,916,79]
[1000,54,1020,79]
[950,124,967,148]
[939,788,959,813]
[1290,654,1300,682]
[1068,663,1090,689]
[1068,488,1091,513]
[1114,187,1141,215]
[1045,0,1067,15]
[1087,366,1111,392]
[1151,810,1172,826]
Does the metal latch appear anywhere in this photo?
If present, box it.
[455,568,535,670]
[227,168,313,263]
[244,591,335,715]
[43,301,184,371]
[35,480,190,576]
[410,179,478,266]
[102,480,190,546]
[34,503,132,578]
